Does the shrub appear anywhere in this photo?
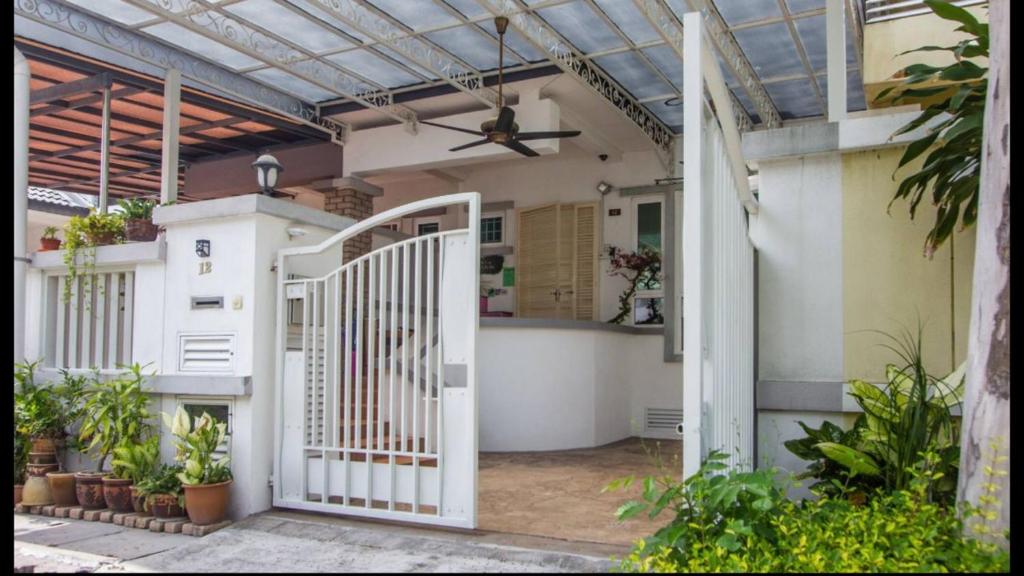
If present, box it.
[611,453,1008,573]
[62,210,125,303]
[116,197,155,220]
[78,364,154,471]
[135,463,185,510]
[164,406,233,486]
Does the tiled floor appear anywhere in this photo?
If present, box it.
[478,436,682,547]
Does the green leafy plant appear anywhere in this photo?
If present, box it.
[78,363,154,472]
[164,406,233,486]
[110,435,160,483]
[14,411,29,485]
[606,245,662,325]
[783,419,882,502]
[14,360,65,440]
[62,210,125,303]
[615,452,1008,573]
[42,226,59,240]
[878,0,988,258]
[135,463,185,510]
[116,197,155,220]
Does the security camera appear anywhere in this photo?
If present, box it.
[598,154,608,162]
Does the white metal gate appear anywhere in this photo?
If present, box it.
[682,12,757,477]
[273,193,480,528]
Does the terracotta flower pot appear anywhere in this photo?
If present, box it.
[27,451,57,466]
[30,438,57,454]
[14,485,24,507]
[148,493,184,519]
[183,480,232,526]
[39,238,61,251]
[130,486,151,516]
[102,478,134,513]
[85,231,118,246]
[124,219,159,242]
[21,475,54,506]
[46,472,78,507]
[27,463,59,478]
[75,472,109,510]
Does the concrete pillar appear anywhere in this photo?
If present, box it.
[99,86,111,212]
[15,47,30,364]
[313,177,382,264]
[160,68,181,205]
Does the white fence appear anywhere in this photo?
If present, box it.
[682,12,757,477]
[274,193,480,529]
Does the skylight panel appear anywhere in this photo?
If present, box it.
[269,0,373,43]
[439,0,490,19]
[225,0,354,55]
[593,52,675,101]
[816,71,868,112]
[424,27,503,72]
[64,0,155,26]
[785,0,826,14]
[374,46,443,80]
[714,0,782,26]
[140,22,263,71]
[643,100,683,133]
[475,19,546,63]
[764,77,821,119]
[591,0,662,45]
[246,67,340,102]
[326,49,422,89]
[794,14,827,72]
[535,1,625,55]
[642,45,685,92]
[364,0,460,31]
[732,22,805,80]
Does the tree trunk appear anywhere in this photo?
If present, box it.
[957,0,1009,545]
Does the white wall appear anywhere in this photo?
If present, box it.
[478,326,679,451]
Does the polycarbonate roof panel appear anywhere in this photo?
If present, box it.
[225,0,354,55]
[246,67,340,102]
[786,0,826,13]
[733,22,805,79]
[592,52,675,101]
[285,0,373,43]
[764,77,821,119]
[642,45,685,92]
[140,22,263,71]
[794,14,827,72]
[364,0,461,31]
[476,20,547,63]
[326,49,422,88]
[535,1,626,54]
[643,100,683,132]
[591,0,662,45]
[64,0,155,26]
[714,0,782,26]
[424,26,503,71]
[439,0,490,19]
[815,70,868,111]
[374,46,444,80]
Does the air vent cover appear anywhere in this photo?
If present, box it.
[645,407,683,438]
[178,333,235,373]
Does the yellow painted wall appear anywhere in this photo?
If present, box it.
[862,5,988,107]
[842,147,975,383]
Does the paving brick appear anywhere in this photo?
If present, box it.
[133,516,154,530]
[112,512,133,526]
[29,506,42,515]
[99,510,115,523]
[83,508,107,521]
[54,506,73,518]
[42,505,55,517]
[164,519,188,534]
[149,517,186,533]
[14,504,27,514]
[182,523,194,536]
[68,507,85,519]
[192,520,231,537]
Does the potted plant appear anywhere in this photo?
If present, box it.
[39,226,61,251]
[118,197,158,242]
[76,364,153,510]
[14,415,28,506]
[110,436,160,515]
[135,464,185,519]
[165,407,233,525]
[15,361,62,506]
[46,370,89,508]
[61,210,125,304]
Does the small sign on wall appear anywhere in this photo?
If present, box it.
[608,208,622,216]
[196,239,211,258]
[502,267,515,287]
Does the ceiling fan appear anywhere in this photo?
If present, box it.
[418,16,581,158]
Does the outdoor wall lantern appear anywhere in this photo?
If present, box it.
[596,181,613,195]
[252,154,284,196]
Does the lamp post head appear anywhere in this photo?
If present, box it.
[252,154,284,195]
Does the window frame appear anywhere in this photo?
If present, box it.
[480,213,504,245]
[415,217,441,236]
[176,396,233,459]
[632,197,665,327]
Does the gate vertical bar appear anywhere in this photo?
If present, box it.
[355,262,364,504]
[388,244,399,511]
[366,255,377,508]
[343,266,354,506]
[412,238,422,513]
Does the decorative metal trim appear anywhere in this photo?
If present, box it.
[16,0,348,142]
[633,0,752,132]
[120,0,415,126]
[684,0,782,128]
[476,0,673,156]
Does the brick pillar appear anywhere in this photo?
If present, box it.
[313,177,383,264]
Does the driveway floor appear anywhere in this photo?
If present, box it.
[479,436,682,547]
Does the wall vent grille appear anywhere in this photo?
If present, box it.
[178,333,235,373]
[645,407,683,437]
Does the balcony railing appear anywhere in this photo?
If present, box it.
[864,0,986,24]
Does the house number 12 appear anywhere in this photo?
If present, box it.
[199,261,212,275]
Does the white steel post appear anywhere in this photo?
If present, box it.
[14,47,30,364]
[826,0,848,122]
[99,86,112,212]
[160,68,181,204]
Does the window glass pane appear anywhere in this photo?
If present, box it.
[481,217,502,244]
[634,297,664,325]
[637,202,662,252]
[183,404,230,430]
[418,222,440,236]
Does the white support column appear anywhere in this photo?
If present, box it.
[99,86,112,211]
[160,68,181,204]
[826,0,848,122]
[14,47,30,364]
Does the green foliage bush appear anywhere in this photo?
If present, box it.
[78,363,154,471]
[61,210,125,303]
[611,453,1009,573]
[163,406,233,486]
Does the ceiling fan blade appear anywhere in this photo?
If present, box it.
[449,138,491,152]
[420,119,485,136]
[502,139,539,157]
[494,106,516,133]
[514,130,582,141]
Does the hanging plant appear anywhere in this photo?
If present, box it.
[62,210,125,304]
[605,245,661,325]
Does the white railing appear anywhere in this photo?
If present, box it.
[274,192,479,529]
[864,0,985,23]
[41,270,135,371]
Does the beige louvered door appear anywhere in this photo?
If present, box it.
[517,204,560,318]
[572,203,598,321]
[517,202,599,319]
